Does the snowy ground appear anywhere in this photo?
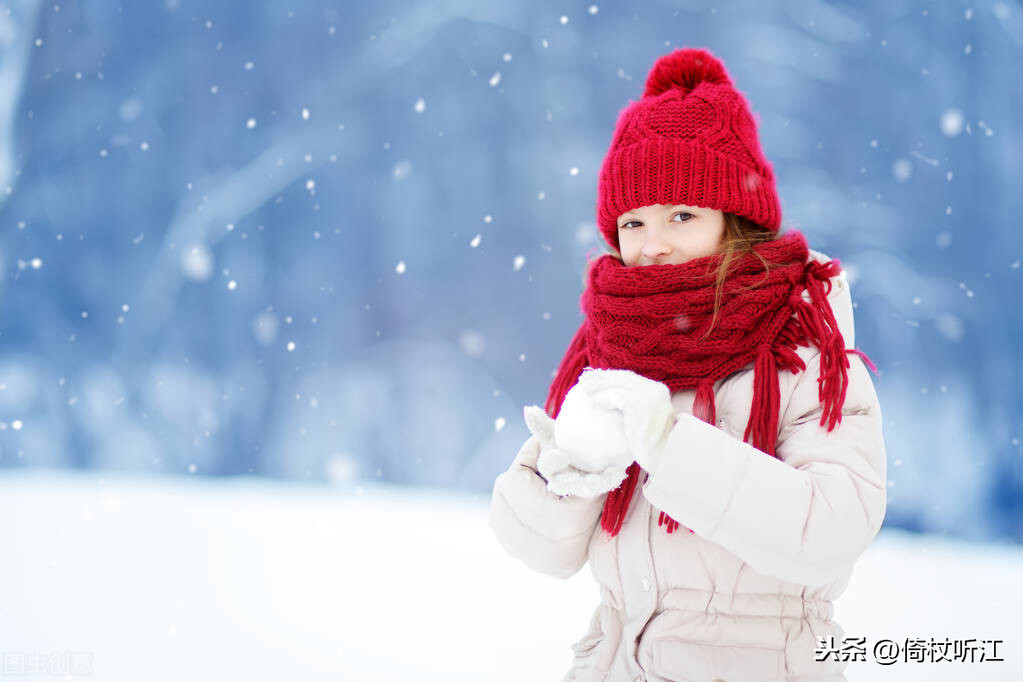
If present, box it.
[0,470,1019,681]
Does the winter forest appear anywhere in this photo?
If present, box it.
[0,1,1020,680]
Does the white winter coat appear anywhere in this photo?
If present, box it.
[489,250,887,682]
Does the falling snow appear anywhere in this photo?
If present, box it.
[0,5,1017,625]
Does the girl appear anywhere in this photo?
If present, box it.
[489,48,887,682]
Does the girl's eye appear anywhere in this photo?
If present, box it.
[619,212,693,230]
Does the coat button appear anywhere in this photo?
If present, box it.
[641,576,651,592]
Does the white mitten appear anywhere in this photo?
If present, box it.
[522,405,629,498]
[538,460,629,498]
[553,382,633,472]
[574,367,678,472]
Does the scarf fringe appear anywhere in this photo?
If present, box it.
[743,345,780,456]
[601,462,641,536]
[693,378,717,425]
[800,260,851,432]
[658,510,684,534]
[848,347,878,373]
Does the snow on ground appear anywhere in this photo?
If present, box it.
[0,470,1019,681]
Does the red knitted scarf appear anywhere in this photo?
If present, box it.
[544,230,876,538]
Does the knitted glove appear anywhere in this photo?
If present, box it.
[522,404,629,498]
[573,367,678,473]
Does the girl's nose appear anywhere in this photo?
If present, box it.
[641,230,672,261]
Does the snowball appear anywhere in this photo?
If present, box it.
[554,387,631,473]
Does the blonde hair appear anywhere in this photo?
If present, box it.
[590,212,784,339]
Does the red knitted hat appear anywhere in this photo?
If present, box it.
[596,47,782,252]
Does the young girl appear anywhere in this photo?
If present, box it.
[489,48,887,682]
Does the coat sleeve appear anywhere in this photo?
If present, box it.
[640,348,888,588]
[488,434,607,579]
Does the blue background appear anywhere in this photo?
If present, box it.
[1,0,1020,543]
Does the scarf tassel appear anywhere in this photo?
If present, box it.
[693,378,717,425]
[600,462,642,536]
[743,345,781,456]
[799,261,854,432]
[658,510,685,534]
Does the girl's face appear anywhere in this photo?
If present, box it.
[616,203,726,267]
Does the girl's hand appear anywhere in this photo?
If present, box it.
[552,382,633,472]
[522,404,629,498]
[574,368,678,472]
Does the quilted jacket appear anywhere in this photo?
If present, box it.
[489,250,887,682]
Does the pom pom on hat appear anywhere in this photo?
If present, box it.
[643,47,733,98]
